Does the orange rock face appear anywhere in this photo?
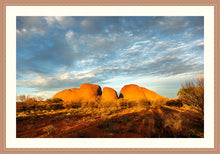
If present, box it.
[71,88,80,93]
[52,88,80,103]
[52,83,102,103]
[119,84,146,102]
[141,87,160,100]
[101,87,118,103]
[52,83,168,106]
[79,83,102,103]
[141,87,168,105]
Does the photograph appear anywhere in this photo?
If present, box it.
[16,16,205,138]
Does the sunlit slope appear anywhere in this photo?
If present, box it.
[140,87,169,106]
[52,83,169,106]
[101,87,118,103]
[53,83,102,103]
[52,88,80,103]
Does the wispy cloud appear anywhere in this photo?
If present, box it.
[16,16,204,98]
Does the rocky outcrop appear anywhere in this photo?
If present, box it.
[79,83,102,103]
[119,84,147,102]
[52,88,80,103]
[119,84,168,105]
[52,83,101,103]
[101,87,118,103]
[52,83,168,106]
[141,87,164,100]
[141,87,168,105]
[71,88,80,93]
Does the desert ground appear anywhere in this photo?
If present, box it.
[16,82,204,138]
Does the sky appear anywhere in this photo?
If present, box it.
[16,16,204,99]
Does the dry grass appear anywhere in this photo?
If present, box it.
[16,104,203,138]
[16,76,204,138]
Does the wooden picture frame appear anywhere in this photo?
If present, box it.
[0,0,219,153]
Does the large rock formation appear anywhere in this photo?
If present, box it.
[52,88,80,103]
[141,87,168,105]
[101,87,118,103]
[141,87,161,100]
[119,84,147,102]
[79,83,102,103]
[71,88,80,93]
[119,84,168,105]
[52,83,102,103]
[52,83,168,107]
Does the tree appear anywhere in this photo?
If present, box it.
[16,94,38,103]
[177,75,204,114]
[17,95,27,102]
[36,96,44,102]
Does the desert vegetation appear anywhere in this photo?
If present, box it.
[177,75,204,115]
[16,77,204,138]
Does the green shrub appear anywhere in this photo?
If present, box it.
[71,101,82,108]
[117,98,128,108]
[49,103,64,110]
[151,97,169,107]
[51,98,63,103]
[16,102,27,112]
[117,98,151,109]
[166,99,183,107]
[137,100,151,108]
[35,101,48,110]
[81,101,98,108]
[99,100,118,108]
[46,98,64,110]
[88,101,99,108]
[63,101,82,109]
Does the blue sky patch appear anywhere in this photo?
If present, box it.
[16,16,204,99]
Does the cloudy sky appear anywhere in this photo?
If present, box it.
[16,16,204,99]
